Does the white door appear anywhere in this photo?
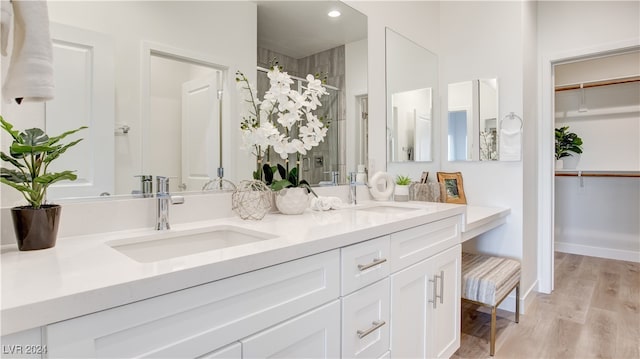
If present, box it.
[427,245,461,359]
[46,23,115,198]
[181,72,219,191]
[390,259,431,359]
[242,300,341,359]
[414,110,432,161]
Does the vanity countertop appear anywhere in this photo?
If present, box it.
[462,205,511,242]
[1,201,466,336]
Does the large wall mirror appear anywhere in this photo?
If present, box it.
[1,1,367,205]
[385,28,437,163]
[447,78,499,161]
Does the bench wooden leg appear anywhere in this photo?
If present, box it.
[515,283,520,323]
[490,306,497,356]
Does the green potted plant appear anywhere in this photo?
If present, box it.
[394,175,412,202]
[555,126,583,169]
[0,116,86,250]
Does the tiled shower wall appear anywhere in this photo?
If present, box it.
[258,46,347,185]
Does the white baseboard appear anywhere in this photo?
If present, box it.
[497,279,538,315]
[555,241,640,263]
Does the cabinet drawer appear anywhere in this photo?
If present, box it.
[341,235,390,295]
[390,215,461,272]
[45,250,340,358]
[242,300,340,359]
[342,278,390,359]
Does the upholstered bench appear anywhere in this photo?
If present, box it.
[461,252,521,356]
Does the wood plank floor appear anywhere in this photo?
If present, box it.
[452,252,640,359]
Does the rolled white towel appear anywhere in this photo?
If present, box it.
[310,196,343,211]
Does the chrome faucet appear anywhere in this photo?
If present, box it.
[156,176,184,230]
[349,172,363,205]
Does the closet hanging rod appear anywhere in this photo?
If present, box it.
[555,76,640,92]
[555,170,640,178]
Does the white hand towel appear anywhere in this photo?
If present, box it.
[2,0,54,103]
[499,128,522,161]
[310,196,344,211]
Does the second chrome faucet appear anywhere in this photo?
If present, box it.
[155,176,184,230]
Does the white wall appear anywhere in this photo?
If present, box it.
[555,83,640,171]
[537,0,640,290]
[555,176,640,262]
[440,1,526,295]
[347,1,441,181]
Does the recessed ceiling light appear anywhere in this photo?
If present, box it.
[328,10,341,18]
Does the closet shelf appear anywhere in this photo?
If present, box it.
[555,170,640,178]
[555,76,640,92]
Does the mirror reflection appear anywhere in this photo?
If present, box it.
[1,1,367,206]
[447,78,499,161]
[386,28,437,163]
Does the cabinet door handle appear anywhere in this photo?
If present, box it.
[357,320,386,339]
[438,270,445,304]
[428,275,438,309]
[357,258,387,271]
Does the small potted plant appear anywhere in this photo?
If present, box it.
[394,175,412,202]
[555,126,583,169]
[0,116,86,250]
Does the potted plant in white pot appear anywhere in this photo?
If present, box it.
[236,61,328,215]
[394,175,412,202]
[555,126,583,169]
[0,116,86,250]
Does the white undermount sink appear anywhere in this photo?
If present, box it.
[356,205,419,214]
[107,225,275,263]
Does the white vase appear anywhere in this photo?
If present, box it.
[275,188,310,215]
[394,184,410,202]
[555,159,564,170]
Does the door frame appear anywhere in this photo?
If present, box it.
[537,39,640,293]
[140,41,228,182]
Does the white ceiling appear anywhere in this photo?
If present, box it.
[257,1,367,59]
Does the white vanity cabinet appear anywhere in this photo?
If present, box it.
[44,250,340,358]
[3,211,465,359]
[389,216,461,359]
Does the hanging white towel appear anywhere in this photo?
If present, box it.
[1,0,12,56]
[2,0,54,104]
[499,128,522,161]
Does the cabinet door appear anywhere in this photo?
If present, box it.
[342,278,390,359]
[427,245,461,359]
[242,300,340,359]
[390,245,461,359]
[390,259,431,359]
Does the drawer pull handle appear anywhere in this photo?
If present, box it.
[357,258,387,271]
[357,320,386,339]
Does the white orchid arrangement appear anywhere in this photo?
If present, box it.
[237,62,328,191]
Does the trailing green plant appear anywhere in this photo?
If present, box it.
[0,116,87,208]
[395,175,412,186]
[555,126,583,160]
[262,163,316,196]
